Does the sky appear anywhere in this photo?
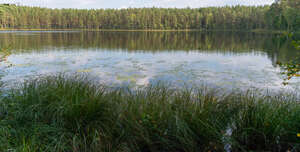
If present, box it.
[1,0,275,9]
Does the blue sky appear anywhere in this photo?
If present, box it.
[1,0,275,9]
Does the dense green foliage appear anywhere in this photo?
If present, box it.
[0,1,300,151]
[0,1,299,30]
[0,4,269,30]
[278,34,300,84]
[0,75,299,151]
[267,0,300,84]
[266,0,300,31]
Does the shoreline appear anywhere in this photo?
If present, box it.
[0,74,299,151]
[0,28,289,34]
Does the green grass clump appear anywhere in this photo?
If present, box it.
[0,74,299,152]
[230,93,300,151]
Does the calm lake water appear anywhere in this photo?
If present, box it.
[0,31,299,91]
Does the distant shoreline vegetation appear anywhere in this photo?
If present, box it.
[0,1,299,31]
[0,28,293,33]
[0,5,269,30]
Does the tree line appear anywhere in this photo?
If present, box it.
[0,5,268,30]
[266,0,300,31]
[0,0,299,30]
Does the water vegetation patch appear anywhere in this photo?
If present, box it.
[277,33,300,85]
[0,74,299,152]
[0,47,12,66]
[76,69,92,73]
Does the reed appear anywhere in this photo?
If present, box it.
[0,74,299,152]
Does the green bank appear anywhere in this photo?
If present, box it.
[0,0,299,31]
[0,74,299,152]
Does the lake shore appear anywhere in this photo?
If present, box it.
[0,74,299,152]
[0,28,291,34]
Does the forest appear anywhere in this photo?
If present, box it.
[1,1,300,152]
[0,0,299,31]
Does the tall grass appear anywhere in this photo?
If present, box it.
[0,74,299,152]
[230,92,300,151]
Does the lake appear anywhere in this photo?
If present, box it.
[0,31,299,91]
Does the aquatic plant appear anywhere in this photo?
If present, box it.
[0,47,12,90]
[230,92,300,151]
[0,74,299,152]
[277,34,300,85]
[0,47,12,67]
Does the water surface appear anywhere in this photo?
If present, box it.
[0,31,299,91]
